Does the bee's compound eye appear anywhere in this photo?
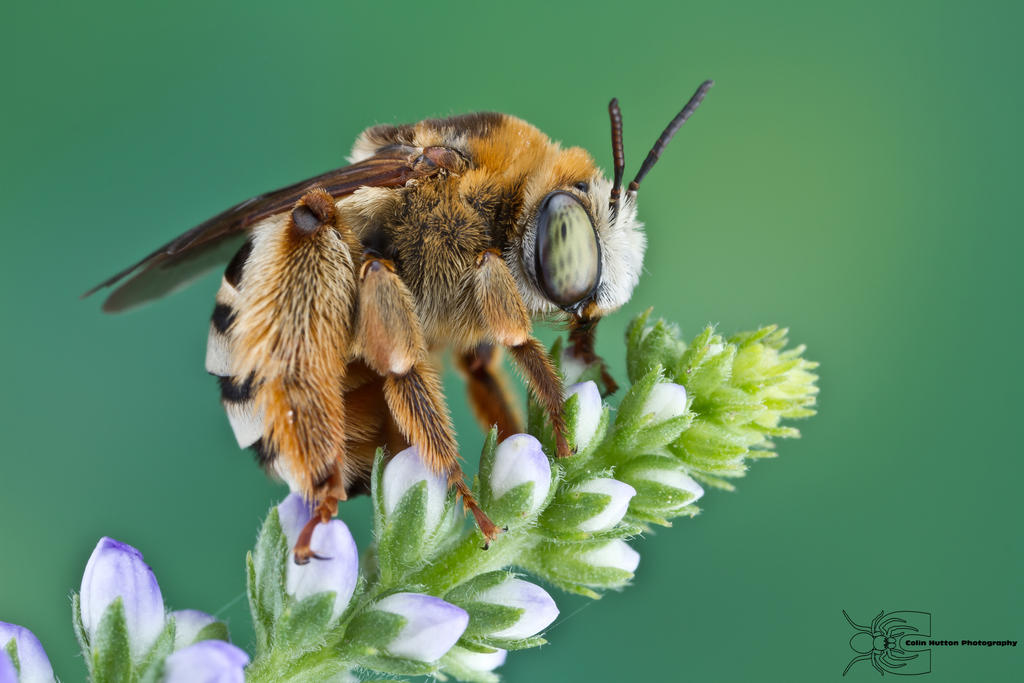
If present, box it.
[535,192,600,308]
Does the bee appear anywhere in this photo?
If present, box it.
[86,81,713,563]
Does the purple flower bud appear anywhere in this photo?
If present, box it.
[474,578,559,640]
[79,537,165,660]
[277,494,359,620]
[449,646,507,672]
[642,382,688,422]
[576,478,636,532]
[382,446,448,531]
[0,649,15,683]
[566,381,602,449]
[374,592,469,662]
[585,539,640,574]
[0,622,54,683]
[171,610,217,650]
[162,640,249,683]
[489,434,551,515]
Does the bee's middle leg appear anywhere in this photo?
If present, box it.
[355,255,501,542]
[456,344,524,439]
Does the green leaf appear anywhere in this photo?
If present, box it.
[477,634,547,651]
[371,448,387,536]
[614,365,665,431]
[440,647,501,683]
[521,540,636,597]
[352,653,437,677]
[458,602,523,639]
[3,638,19,675]
[484,481,536,528]
[444,571,515,604]
[72,591,89,655]
[343,608,406,656]
[275,591,336,650]
[90,597,133,683]
[539,490,613,539]
[249,506,288,653]
[476,427,500,506]
[192,620,230,644]
[378,480,429,584]
[136,618,175,683]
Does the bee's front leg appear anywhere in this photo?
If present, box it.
[355,255,502,543]
[472,250,571,458]
[566,315,619,397]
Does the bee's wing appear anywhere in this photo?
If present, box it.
[85,145,421,312]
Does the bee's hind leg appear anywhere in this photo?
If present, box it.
[292,468,347,564]
[355,255,502,543]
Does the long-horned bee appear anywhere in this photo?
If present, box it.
[86,81,713,563]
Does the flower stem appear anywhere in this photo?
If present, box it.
[409,526,537,594]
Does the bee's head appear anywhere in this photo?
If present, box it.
[515,81,713,323]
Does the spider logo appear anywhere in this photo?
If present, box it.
[842,609,932,676]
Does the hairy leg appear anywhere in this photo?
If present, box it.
[456,344,524,439]
[225,187,361,563]
[356,255,501,541]
[472,249,570,457]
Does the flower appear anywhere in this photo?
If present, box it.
[79,537,165,660]
[565,381,602,449]
[373,593,468,662]
[575,478,637,533]
[618,455,704,523]
[584,539,640,574]
[0,622,54,683]
[381,446,448,531]
[278,494,359,620]
[162,640,250,683]
[641,382,688,423]
[473,578,558,640]
[488,434,551,516]
[448,646,508,672]
[0,649,15,683]
[171,610,221,650]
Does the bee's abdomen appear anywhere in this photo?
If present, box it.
[205,241,274,465]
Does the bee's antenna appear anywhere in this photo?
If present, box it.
[628,79,713,193]
[608,98,625,213]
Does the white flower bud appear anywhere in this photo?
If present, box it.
[489,434,551,515]
[79,537,166,661]
[566,381,602,449]
[170,610,217,650]
[559,348,588,385]
[162,640,249,683]
[382,446,448,531]
[0,622,55,683]
[631,467,704,504]
[449,646,508,672]
[474,578,559,640]
[642,382,688,423]
[278,494,359,620]
[576,478,636,532]
[584,539,640,574]
[374,592,469,662]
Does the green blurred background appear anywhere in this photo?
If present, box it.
[2,1,1020,680]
